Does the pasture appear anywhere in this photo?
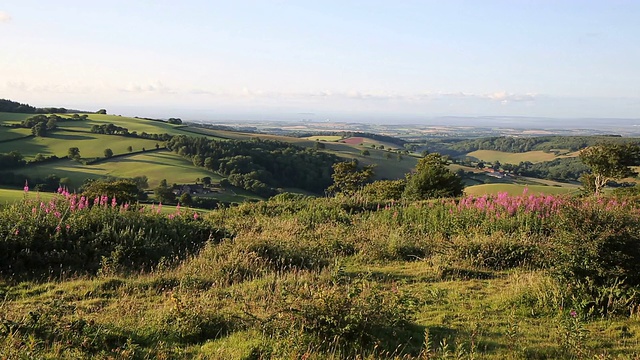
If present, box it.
[0,127,31,141]
[0,131,162,160]
[0,188,56,205]
[466,149,562,164]
[464,183,579,196]
[5,151,220,189]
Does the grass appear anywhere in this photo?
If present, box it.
[58,113,187,135]
[303,135,344,141]
[464,183,580,196]
[5,151,220,189]
[466,150,569,164]
[2,195,640,358]
[0,127,32,141]
[0,130,162,160]
[0,188,56,205]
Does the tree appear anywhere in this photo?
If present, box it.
[314,141,326,150]
[82,179,145,204]
[361,179,406,201]
[68,147,80,160]
[579,143,640,195]
[97,109,107,114]
[127,146,133,153]
[202,176,212,185]
[179,192,193,206]
[154,179,176,203]
[361,149,371,156]
[327,161,375,196]
[104,148,114,158]
[403,153,464,200]
[31,122,47,137]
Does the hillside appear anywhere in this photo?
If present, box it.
[2,192,640,358]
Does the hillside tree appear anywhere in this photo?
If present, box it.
[579,143,640,195]
[403,153,464,200]
[327,161,375,196]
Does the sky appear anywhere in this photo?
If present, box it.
[1,0,639,122]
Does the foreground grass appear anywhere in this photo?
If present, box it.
[2,193,640,358]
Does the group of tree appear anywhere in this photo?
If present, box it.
[81,177,148,204]
[167,118,183,125]
[91,123,130,135]
[0,151,27,170]
[329,153,464,201]
[167,135,339,196]
[0,99,68,114]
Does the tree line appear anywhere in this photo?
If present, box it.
[167,135,339,196]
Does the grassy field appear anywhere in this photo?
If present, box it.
[5,151,220,189]
[303,135,344,141]
[464,183,580,196]
[2,195,640,358]
[0,130,162,160]
[57,113,187,135]
[0,127,32,141]
[0,188,56,205]
[466,150,562,164]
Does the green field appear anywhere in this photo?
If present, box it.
[6,151,219,188]
[464,183,579,196]
[57,113,187,135]
[0,127,32,141]
[466,150,564,164]
[303,135,344,141]
[0,130,161,160]
[0,188,56,205]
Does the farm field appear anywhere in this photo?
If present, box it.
[466,150,564,164]
[303,135,344,141]
[0,130,162,160]
[5,151,221,189]
[464,183,579,196]
[0,188,56,204]
[0,127,32,141]
[57,113,187,135]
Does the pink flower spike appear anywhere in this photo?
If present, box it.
[111,197,117,208]
[24,180,29,193]
[193,212,199,220]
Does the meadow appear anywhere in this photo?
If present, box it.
[0,130,162,160]
[466,150,566,164]
[464,183,580,196]
[1,190,640,358]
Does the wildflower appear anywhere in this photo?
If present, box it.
[66,224,70,231]
[24,180,29,193]
[14,229,19,235]
[193,212,199,220]
[570,310,577,318]
[111,197,117,208]
[55,225,61,233]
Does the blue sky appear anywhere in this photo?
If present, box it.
[1,1,639,121]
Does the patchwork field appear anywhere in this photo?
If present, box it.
[6,151,220,189]
[0,130,162,160]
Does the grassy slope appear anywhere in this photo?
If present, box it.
[0,188,56,204]
[466,150,563,164]
[7,151,220,189]
[465,183,580,196]
[2,198,640,358]
[0,130,161,160]
[0,127,32,141]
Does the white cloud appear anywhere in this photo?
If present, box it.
[0,11,11,23]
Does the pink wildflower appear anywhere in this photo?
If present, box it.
[23,180,29,193]
[193,212,199,220]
